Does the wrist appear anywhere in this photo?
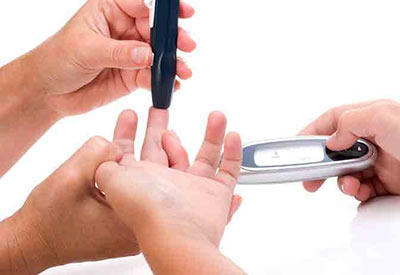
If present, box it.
[0,52,62,122]
[138,225,242,274]
[0,211,60,274]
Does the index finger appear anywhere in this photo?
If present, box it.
[116,0,195,18]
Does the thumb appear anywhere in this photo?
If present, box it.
[89,36,153,70]
[227,195,243,224]
[59,137,123,192]
[326,108,370,151]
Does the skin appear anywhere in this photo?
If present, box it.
[0,0,196,177]
[0,108,242,274]
[96,109,244,274]
[299,99,400,202]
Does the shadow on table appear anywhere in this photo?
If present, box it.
[350,196,400,275]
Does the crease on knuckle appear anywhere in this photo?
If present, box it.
[86,136,113,156]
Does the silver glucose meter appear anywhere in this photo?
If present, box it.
[239,136,377,184]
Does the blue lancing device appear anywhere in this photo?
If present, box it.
[145,0,179,109]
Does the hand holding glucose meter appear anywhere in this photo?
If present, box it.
[145,0,179,109]
[239,136,377,184]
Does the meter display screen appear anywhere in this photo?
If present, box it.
[254,143,325,166]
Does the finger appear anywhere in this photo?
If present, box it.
[113,110,138,155]
[370,176,388,196]
[303,180,325,192]
[338,175,361,196]
[327,102,400,155]
[177,28,197,52]
[115,0,149,18]
[180,2,195,18]
[95,161,122,195]
[135,18,196,51]
[175,80,181,91]
[63,137,123,193]
[189,111,227,177]
[177,59,192,80]
[116,0,194,18]
[135,69,181,91]
[326,107,374,151]
[355,184,372,202]
[216,132,242,189]
[162,130,190,171]
[89,36,152,70]
[227,195,242,224]
[298,100,387,136]
[140,107,169,165]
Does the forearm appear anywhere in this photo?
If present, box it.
[0,214,57,274]
[0,53,60,177]
[136,220,244,275]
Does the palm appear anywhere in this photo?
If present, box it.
[112,108,243,231]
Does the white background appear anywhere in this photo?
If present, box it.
[1,0,400,274]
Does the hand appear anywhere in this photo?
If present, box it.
[96,109,244,273]
[299,99,400,202]
[29,0,196,117]
[0,137,138,274]
[0,0,196,176]
[96,109,241,246]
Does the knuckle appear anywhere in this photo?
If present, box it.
[338,110,353,129]
[374,98,398,106]
[372,103,394,123]
[111,44,125,63]
[85,136,113,155]
[63,169,82,185]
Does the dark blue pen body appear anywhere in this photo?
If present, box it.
[151,0,179,109]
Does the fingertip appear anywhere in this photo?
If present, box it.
[177,60,192,80]
[209,111,227,127]
[326,133,358,151]
[119,109,138,121]
[114,109,138,141]
[339,176,361,196]
[224,132,242,152]
[130,46,153,67]
[228,194,243,224]
[95,161,120,192]
[162,130,190,171]
[206,112,228,142]
[180,2,195,18]
[326,134,342,151]
[174,80,181,91]
[235,194,243,210]
[178,29,197,52]
[356,184,371,202]
[162,130,180,148]
[303,180,323,192]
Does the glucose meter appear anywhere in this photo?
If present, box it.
[239,136,377,184]
[145,0,179,109]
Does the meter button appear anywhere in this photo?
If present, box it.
[326,142,369,161]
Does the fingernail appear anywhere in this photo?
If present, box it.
[131,47,152,65]
[341,183,346,193]
[326,134,337,148]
